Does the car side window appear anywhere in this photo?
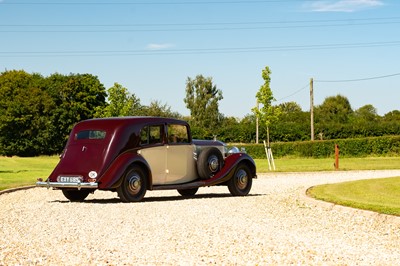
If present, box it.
[140,125,163,146]
[167,124,189,144]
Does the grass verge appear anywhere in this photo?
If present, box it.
[1,155,400,216]
[307,177,400,216]
[0,156,59,191]
[255,156,400,172]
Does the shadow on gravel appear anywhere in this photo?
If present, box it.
[49,193,264,204]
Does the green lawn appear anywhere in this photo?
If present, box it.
[0,156,59,191]
[307,177,400,216]
[1,156,400,216]
[255,156,400,172]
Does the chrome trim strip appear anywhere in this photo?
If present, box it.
[36,181,98,190]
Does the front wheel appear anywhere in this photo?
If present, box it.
[227,164,252,196]
[117,166,147,202]
[62,189,91,202]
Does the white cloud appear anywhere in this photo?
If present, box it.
[146,43,174,50]
[305,0,384,12]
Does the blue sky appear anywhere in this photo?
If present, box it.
[1,0,399,118]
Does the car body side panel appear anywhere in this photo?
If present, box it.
[138,145,167,185]
[165,144,198,184]
[152,152,256,190]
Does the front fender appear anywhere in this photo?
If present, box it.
[97,151,152,189]
[203,152,257,186]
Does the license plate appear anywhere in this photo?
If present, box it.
[57,176,83,183]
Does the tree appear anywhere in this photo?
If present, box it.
[315,94,353,124]
[0,70,55,156]
[94,82,141,117]
[139,100,181,118]
[252,66,281,144]
[272,102,309,141]
[354,104,379,122]
[184,75,223,137]
[278,101,302,113]
[44,73,107,152]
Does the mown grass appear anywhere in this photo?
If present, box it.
[0,156,59,191]
[1,156,400,191]
[307,177,400,216]
[1,156,400,216]
[255,156,400,172]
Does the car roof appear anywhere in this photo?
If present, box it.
[73,116,188,131]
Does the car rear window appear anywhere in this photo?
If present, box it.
[75,130,106,140]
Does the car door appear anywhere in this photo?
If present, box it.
[137,124,167,185]
[165,124,198,184]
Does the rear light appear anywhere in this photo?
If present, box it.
[88,178,97,183]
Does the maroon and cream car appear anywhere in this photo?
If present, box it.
[36,117,256,202]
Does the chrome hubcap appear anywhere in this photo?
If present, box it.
[208,155,220,173]
[236,169,248,190]
[127,174,141,194]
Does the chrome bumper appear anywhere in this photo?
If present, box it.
[36,181,98,190]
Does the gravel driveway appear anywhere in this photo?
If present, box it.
[1,170,400,265]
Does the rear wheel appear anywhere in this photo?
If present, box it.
[117,166,147,202]
[62,189,90,202]
[227,164,252,196]
[177,188,198,197]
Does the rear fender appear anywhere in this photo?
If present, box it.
[97,151,152,189]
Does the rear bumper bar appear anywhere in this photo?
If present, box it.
[36,181,98,190]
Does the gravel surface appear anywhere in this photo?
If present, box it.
[1,170,400,265]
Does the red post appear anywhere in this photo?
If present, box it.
[334,144,339,170]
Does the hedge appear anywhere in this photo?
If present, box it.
[232,136,400,159]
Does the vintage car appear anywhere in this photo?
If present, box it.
[36,117,256,202]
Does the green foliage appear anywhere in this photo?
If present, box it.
[252,66,281,128]
[0,71,56,156]
[139,100,182,118]
[94,82,140,117]
[184,75,223,137]
[315,94,353,124]
[0,70,107,156]
[239,136,400,159]
[1,69,400,156]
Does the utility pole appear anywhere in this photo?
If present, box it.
[310,78,314,141]
[255,99,259,144]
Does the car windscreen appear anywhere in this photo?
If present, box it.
[75,130,106,140]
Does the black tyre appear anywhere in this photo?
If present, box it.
[227,163,252,196]
[62,189,90,202]
[197,147,223,180]
[117,166,147,202]
[177,188,199,197]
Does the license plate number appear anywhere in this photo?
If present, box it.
[58,176,83,183]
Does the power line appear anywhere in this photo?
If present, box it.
[0,0,296,5]
[2,17,400,33]
[3,16,399,27]
[2,22,399,33]
[275,83,309,103]
[1,41,400,57]
[275,72,400,103]
[315,72,400,83]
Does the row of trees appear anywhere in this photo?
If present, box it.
[1,69,399,156]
